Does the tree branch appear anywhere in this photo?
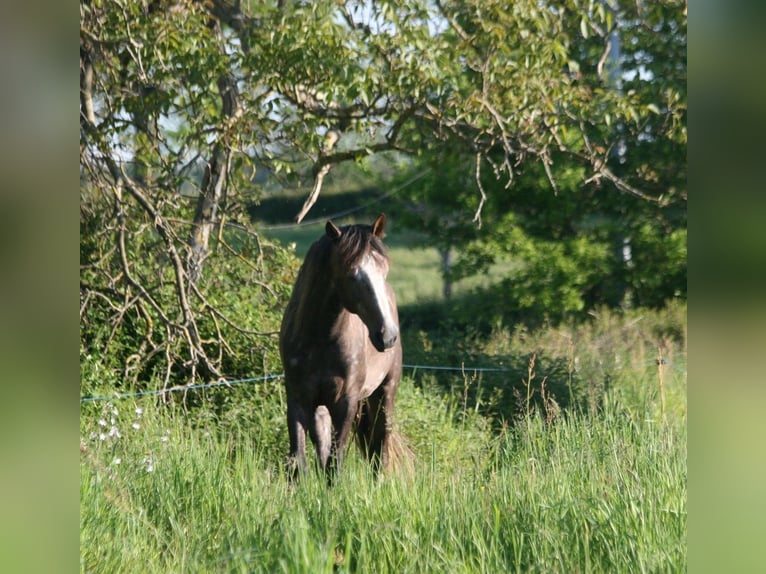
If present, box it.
[295,113,411,223]
[473,153,487,227]
[89,139,224,380]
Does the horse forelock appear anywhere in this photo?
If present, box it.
[335,224,388,269]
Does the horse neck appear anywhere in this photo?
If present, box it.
[294,272,346,338]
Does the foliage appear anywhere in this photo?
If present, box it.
[384,0,686,322]
[402,300,686,423]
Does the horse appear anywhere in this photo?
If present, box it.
[279,214,403,481]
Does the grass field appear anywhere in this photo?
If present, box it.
[80,302,686,573]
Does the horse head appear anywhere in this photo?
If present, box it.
[326,214,399,352]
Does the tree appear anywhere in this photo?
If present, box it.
[388,0,686,323]
[80,0,684,384]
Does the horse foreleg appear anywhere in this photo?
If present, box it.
[286,400,309,480]
[328,398,358,480]
[309,405,332,472]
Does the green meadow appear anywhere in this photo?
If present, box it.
[81,299,686,571]
[80,366,685,573]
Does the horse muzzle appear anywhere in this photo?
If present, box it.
[371,323,399,352]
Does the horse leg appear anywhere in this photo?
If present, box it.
[356,385,392,473]
[327,397,358,481]
[308,405,332,472]
[286,399,309,480]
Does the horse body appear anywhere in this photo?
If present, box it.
[279,214,402,479]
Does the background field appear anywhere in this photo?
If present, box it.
[263,222,514,306]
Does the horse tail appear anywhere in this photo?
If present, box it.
[384,428,415,477]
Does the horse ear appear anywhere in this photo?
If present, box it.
[371,213,386,238]
[326,220,342,240]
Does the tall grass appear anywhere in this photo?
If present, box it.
[81,353,685,573]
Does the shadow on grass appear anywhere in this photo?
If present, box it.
[398,290,686,428]
[398,296,578,427]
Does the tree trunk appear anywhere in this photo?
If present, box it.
[187,141,232,284]
[186,26,240,284]
[439,247,453,299]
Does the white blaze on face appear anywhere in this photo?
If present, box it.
[357,252,395,331]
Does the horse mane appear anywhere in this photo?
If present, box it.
[287,223,388,330]
[333,223,388,268]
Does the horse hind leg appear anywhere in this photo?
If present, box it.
[356,389,390,473]
[358,384,414,476]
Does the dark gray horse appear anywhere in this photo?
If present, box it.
[279,214,403,480]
